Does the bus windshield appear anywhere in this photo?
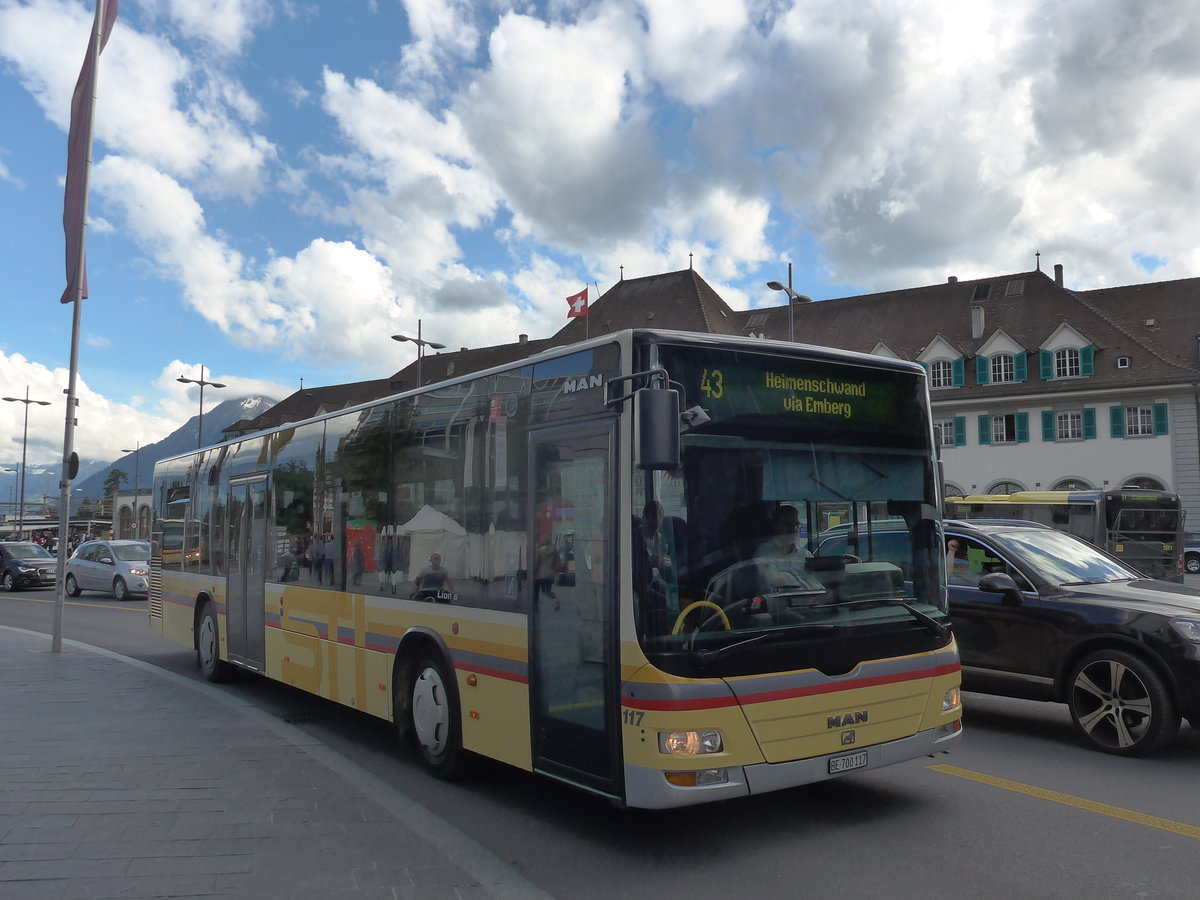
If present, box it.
[635,344,945,677]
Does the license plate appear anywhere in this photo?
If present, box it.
[828,750,869,774]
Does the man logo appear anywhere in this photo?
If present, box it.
[827,710,868,729]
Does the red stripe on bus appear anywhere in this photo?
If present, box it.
[455,661,529,685]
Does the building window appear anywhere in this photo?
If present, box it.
[991,353,1015,383]
[930,360,953,388]
[988,480,1024,495]
[1117,356,1130,369]
[1126,406,1155,436]
[1055,348,1080,378]
[944,483,966,498]
[1057,411,1083,440]
[1052,478,1091,490]
[979,412,1029,445]
[934,417,965,447]
[1123,476,1166,490]
[972,283,991,301]
[1005,279,1025,297]
[1043,408,1096,441]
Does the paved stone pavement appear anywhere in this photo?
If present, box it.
[0,626,553,900]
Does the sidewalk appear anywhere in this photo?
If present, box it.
[0,626,552,900]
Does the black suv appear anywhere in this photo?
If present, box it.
[0,541,57,591]
[944,519,1200,756]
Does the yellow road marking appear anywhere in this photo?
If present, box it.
[930,763,1200,840]
[8,595,145,612]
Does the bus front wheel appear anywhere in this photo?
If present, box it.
[409,654,467,779]
[196,601,232,683]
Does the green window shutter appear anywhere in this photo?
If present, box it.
[976,356,990,385]
[1154,402,1169,435]
[953,416,966,446]
[1014,352,1028,382]
[1083,407,1096,439]
[978,414,992,445]
[1110,405,1125,437]
[951,357,965,386]
[1080,345,1095,376]
[1016,412,1029,443]
[1040,349,1054,378]
[1041,410,1056,441]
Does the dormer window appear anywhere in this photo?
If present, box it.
[1054,348,1080,378]
[991,353,1016,383]
[930,360,954,388]
[917,336,965,389]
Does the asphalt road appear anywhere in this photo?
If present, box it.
[3,584,1200,899]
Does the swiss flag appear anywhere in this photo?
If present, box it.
[566,287,588,318]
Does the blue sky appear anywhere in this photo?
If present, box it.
[3,0,1199,469]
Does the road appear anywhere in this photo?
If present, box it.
[3,584,1199,899]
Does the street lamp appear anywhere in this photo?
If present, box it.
[177,365,226,449]
[121,443,142,538]
[766,262,812,343]
[391,320,445,388]
[2,387,52,539]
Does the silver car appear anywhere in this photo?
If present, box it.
[65,539,150,601]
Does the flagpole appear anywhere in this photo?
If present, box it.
[52,0,110,653]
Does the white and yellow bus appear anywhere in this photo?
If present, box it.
[149,330,961,809]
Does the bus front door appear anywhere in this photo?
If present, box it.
[226,475,268,672]
[529,424,619,797]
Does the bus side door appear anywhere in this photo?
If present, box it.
[528,423,619,797]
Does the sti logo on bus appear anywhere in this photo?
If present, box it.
[828,710,868,729]
[562,374,604,393]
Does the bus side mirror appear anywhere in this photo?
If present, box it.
[637,387,680,470]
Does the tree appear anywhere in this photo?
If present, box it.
[103,469,128,517]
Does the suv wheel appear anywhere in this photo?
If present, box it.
[1186,554,1200,575]
[1067,649,1179,756]
[65,574,82,597]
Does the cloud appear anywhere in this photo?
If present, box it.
[0,351,179,466]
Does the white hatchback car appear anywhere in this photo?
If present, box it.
[65,539,151,601]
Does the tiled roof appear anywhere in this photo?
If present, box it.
[224,266,1200,437]
[549,268,742,344]
[733,269,1200,398]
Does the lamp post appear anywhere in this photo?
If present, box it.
[121,443,141,537]
[766,262,812,343]
[391,320,445,388]
[177,365,226,449]
[3,387,52,540]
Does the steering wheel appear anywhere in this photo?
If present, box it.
[672,600,732,634]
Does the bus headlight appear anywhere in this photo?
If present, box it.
[659,730,723,755]
[1169,618,1200,643]
[942,687,962,712]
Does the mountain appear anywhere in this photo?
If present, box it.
[70,396,280,500]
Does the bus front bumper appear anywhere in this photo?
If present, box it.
[623,721,962,810]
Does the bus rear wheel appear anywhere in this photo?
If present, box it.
[409,654,467,779]
[196,601,232,683]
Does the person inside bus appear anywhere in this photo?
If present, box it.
[754,505,810,567]
[414,552,454,598]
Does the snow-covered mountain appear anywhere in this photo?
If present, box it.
[69,395,280,499]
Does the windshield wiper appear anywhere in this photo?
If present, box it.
[691,625,834,667]
[844,598,951,640]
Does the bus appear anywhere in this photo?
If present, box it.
[944,489,1184,581]
[149,329,961,809]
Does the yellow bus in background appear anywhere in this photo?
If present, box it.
[149,330,961,809]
